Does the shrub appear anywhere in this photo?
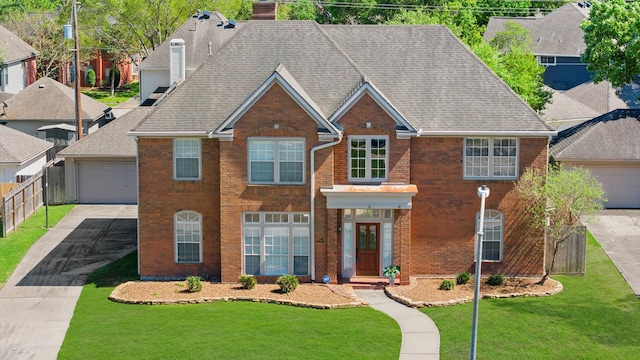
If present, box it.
[487,274,504,286]
[276,274,298,294]
[186,275,202,292]
[456,271,471,285]
[86,69,96,87]
[239,274,257,290]
[439,279,455,291]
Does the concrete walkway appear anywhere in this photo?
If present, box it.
[0,205,137,360]
[356,289,440,359]
[585,209,640,298]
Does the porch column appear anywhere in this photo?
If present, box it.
[394,209,412,285]
[326,208,339,283]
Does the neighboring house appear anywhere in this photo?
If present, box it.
[57,107,146,204]
[129,20,555,283]
[484,2,592,90]
[0,24,39,94]
[137,11,243,105]
[0,124,52,182]
[550,109,640,208]
[0,77,112,147]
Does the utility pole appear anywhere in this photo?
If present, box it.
[72,0,83,140]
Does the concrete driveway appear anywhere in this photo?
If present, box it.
[0,205,137,360]
[585,209,640,298]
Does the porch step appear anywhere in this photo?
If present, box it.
[339,278,390,290]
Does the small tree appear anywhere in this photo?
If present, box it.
[86,69,96,87]
[516,164,606,284]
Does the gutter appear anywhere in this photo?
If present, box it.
[309,132,343,282]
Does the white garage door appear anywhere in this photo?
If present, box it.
[579,164,640,209]
[77,161,137,204]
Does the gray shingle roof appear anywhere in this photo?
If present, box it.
[483,3,588,57]
[563,81,640,114]
[0,24,39,64]
[1,77,108,122]
[138,12,243,71]
[540,86,600,123]
[0,124,52,164]
[133,21,551,135]
[550,109,640,161]
[58,107,149,158]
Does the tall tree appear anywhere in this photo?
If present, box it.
[516,165,606,285]
[581,0,640,87]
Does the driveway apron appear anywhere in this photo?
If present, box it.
[585,209,640,298]
[0,205,137,360]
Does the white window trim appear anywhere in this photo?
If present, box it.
[247,138,306,185]
[174,211,203,264]
[463,137,519,180]
[242,212,310,276]
[173,138,201,181]
[537,55,556,66]
[475,210,504,262]
[348,135,389,182]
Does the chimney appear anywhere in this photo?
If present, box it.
[169,39,186,84]
[252,1,277,20]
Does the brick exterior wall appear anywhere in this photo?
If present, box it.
[137,84,548,282]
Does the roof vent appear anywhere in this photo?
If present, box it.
[39,84,45,89]
[578,1,591,8]
[224,20,236,29]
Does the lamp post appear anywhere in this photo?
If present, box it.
[64,0,83,141]
[470,184,490,360]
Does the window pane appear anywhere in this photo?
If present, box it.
[350,139,366,179]
[480,210,503,261]
[176,212,201,262]
[264,228,288,275]
[175,139,199,179]
[251,162,274,182]
[177,243,199,262]
[294,256,309,275]
[280,162,303,183]
[245,255,260,275]
[492,138,517,177]
[465,138,489,177]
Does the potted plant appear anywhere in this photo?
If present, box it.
[383,265,401,285]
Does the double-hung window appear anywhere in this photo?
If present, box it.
[464,138,518,179]
[243,212,310,276]
[175,211,202,263]
[349,136,388,182]
[537,56,556,66]
[249,139,304,184]
[477,210,503,261]
[173,138,201,180]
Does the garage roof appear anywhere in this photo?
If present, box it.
[0,125,52,164]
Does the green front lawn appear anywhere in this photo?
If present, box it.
[82,82,139,107]
[59,252,401,360]
[425,232,640,359]
[0,205,75,288]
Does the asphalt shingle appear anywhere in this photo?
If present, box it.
[0,24,39,64]
[0,125,52,163]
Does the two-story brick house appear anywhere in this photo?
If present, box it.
[130,20,555,284]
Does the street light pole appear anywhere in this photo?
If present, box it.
[470,184,490,360]
[72,0,83,141]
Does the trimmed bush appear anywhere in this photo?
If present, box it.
[239,274,257,290]
[86,69,96,87]
[487,274,504,286]
[187,275,202,292]
[439,279,455,291]
[276,274,298,294]
[456,271,471,285]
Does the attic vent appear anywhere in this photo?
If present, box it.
[39,84,45,89]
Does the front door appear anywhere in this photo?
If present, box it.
[356,223,379,276]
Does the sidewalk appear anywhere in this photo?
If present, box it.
[0,205,137,360]
[355,289,440,359]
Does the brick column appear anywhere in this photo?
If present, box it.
[394,209,412,285]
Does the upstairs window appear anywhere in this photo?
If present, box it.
[349,136,388,182]
[173,138,201,180]
[248,139,304,184]
[538,56,556,66]
[464,138,518,179]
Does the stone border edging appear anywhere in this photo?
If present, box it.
[385,278,564,308]
[109,281,365,310]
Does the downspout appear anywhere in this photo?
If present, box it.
[309,132,343,282]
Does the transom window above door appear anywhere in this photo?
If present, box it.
[349,136,388,182]
[248,138,305,184]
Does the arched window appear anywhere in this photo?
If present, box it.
[175,211,202,263]
[477,210,503,261]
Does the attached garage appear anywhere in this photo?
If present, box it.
[77,161,137,204]
[566,163,640,209]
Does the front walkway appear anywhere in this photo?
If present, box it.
[0,205,137,360]
[355,290,440,359]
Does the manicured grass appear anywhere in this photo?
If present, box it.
[424,232,640,359]
[0,204,75,288]
[82,82,139,107]
[59,252,401,360]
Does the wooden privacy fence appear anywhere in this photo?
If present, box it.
[2,169,44,237]
[550,225,586,276]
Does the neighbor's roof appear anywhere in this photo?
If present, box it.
[550,109,640,161]
[58,107,149,158]
[563,81,640,114]
[0,125,52,164]
[0,91,12,102]
[138,11,244,71]
[0,24,39,64]
[540,86,600,124]
[483,3,589,57]
[132,21,552,135]
[1,77,108,122]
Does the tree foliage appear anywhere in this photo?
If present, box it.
[581,0,640,87]
[516,165,606,284]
